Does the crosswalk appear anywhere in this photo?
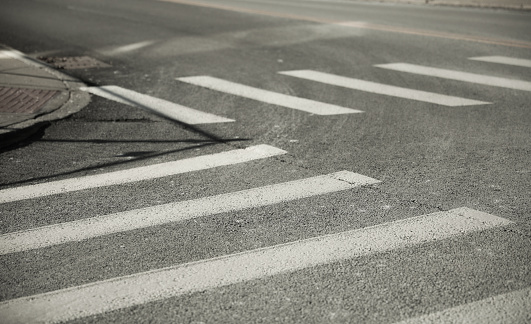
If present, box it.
[392,287,531,324]
[0,145,286,203]
[79,54,529,121]
[0,143,524,323]
[0,170,379,255]
[177,76,363,115]
[0,207,514,323]
[278,70,489,107]
[375,63,531,92]
[2,54,530,323]
[81,85,235,124]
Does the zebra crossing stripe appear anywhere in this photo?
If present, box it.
[279,70,489,107]
[0,208,513,324]
[0,171,380,255]
[177,76,363,115]
[392,287,531,324]
[375,63,531,92]
[80,85,234,124]
[469,56,531,68]
[0,145,287,204]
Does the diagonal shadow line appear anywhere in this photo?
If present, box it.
[83,86,237,146]
[1,138,248,187]
[38,138,230,144]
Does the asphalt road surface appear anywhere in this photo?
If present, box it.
[0,0,530,323]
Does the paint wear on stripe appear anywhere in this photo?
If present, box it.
[0,208,513,324]
[279,70,489,107]
[0,145,286,204]
[376,63,531,91]
[177,76,363,115]
[469,56,531,68]
[0,171,380,255]
[393,287,531,324]
[81,85,234,124]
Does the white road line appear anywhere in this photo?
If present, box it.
[0,145,286,204]
[0,208,513,324]
[99,40,156,55]
[392,287,531,324]
[0,171,380,255]
[81,85,234,124]
[469,56,531,68]
[376,63,531,92]
[279,70,489,107]
[177,76,363,115]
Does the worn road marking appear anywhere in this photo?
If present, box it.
[0,208,513,324]
[99,40,156,55]
[279,70,489,106]
[393,287,531,324]
[0,171,379,255]
[376,63,531,91]
[0,145,286,204]
[469,56,531,68]
[81,85,234,124]
[177,76,363,115]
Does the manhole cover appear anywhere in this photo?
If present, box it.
[38,56,111,69]
[0,87,59,114]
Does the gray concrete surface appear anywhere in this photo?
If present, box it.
[0,46,90,149]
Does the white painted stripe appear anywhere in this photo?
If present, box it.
[279,70,489,107]
[81,85,234,124]
[0,208,513,324]
[376,63,531,92]
[0,145,286,204]
[0,50,14,59]
[177,76,363,115]
[393,287,531,324]
[469,56,531,68]
[0,171,380,255]
[100,40,156,55]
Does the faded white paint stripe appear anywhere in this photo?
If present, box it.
[279,70,488,107]
[100,40,156,55]
[0,145,286,204]
[177,76,363,115]
[376,63,531,91]
[469,56,531,68]
[81,85,234,124]
[0,208,513,324]
[393,287,531,324]
[0,50,15,59]
[0,171,380,255]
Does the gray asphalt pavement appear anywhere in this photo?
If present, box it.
[0,0,530,323]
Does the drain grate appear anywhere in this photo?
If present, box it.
[0,87,59,114]
[38,56,111,69]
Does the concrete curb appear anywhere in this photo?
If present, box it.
[0,45,91,150]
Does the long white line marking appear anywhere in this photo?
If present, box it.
[81,85,234,124]
[100,40,156,55]
[393,287,531,324]
[0,208,513,324]
[177,76,363,115]
[0,171,379,255]
[279,70,489,107]
[376,63,531,92]
[0,145,286,204]
[469,56,531,68]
